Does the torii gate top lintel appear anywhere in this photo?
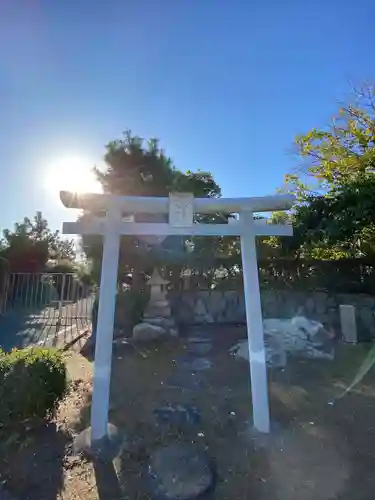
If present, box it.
[59,190,295,215]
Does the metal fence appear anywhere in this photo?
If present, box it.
[0,272,94,334]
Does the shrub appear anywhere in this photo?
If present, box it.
[0,347,67,428]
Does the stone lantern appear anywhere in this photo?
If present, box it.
[146,268,170,311]
[132,268,178,340]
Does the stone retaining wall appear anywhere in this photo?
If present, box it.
[170,290,375,340]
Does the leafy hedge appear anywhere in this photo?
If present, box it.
[0,347,67,428]
[176,258,375,294]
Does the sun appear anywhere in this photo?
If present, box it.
[44,156,102,195]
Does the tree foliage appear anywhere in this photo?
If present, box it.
[291,175,375,258]
[0,212,75,272]
[95,131,221,199]
[294,83,375,187]
[276,83,375,260]
[82,130,237,286]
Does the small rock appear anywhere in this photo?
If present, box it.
[166,373,206,392]
[153,405,201,426]
[187,342,212,355]
[190,358,212,371]
[133,322,167,342]
[148,444,215,500]
[177,356,212,372]
[187,337,212,344]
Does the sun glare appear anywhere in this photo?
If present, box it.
[44,156,102,195]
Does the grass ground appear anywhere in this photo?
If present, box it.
[1,326,375,499]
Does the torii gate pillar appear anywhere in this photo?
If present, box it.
[240,211,270,432]
[90,205,122,440]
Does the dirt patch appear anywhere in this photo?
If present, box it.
[2,327,375,499]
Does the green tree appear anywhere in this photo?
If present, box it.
[276,83,375,260]
[82,131,234,287]
[294,83,375,188]
[290,174,375,258]
[95,132,221,198]
[1,212,75,272]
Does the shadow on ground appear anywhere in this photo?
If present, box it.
[0,309,91,352]
[0,423,70,500]
[93,460,123,500]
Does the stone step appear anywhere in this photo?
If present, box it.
[177,356,212,372]
[153,404,201,426]
[147,444,216,500]
[166,372,207,392]
[186,341,212,355]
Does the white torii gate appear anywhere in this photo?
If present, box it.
[60,190,294,442]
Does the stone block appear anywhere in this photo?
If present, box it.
[148,444,215,500]
[305,297,315,314]
[360,295,375,308]
[359,306,374,329]
[262,300,279,318]
[225,291,241,322]
[326,295,338,308]
[337,294,358,307]
[133,322,167,341]
[194,298,214,324]
[315,292,328,314]
[340,304,357,343]
[285,297,298,317]
[208,292,225,321]
[153,405,201,426]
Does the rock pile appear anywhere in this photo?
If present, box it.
[230,315,335,367]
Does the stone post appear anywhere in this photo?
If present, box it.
[340,304,358,343]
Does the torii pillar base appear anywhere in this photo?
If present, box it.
[241,420,284,450]
[73,423,125,461]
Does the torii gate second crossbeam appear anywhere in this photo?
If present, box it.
[60,191,295,443]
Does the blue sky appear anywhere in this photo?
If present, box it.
[0,0,374,235]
